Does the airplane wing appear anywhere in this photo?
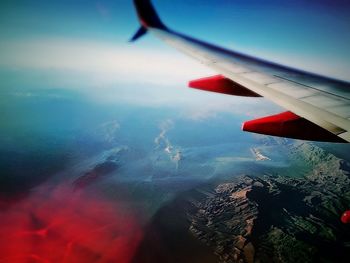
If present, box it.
[131,0,350,143]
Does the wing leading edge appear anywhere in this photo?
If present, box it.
[132,0,350,143]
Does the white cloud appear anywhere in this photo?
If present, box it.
[0,38,213,86]
[0,37,282,116]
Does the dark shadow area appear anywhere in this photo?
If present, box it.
[247,181,350,263]
[132,194,218,263]
[0,149,68,201]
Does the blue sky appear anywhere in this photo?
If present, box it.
[1,0,350,110]
[2,0,350,52]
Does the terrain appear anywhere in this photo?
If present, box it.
[188,141,350,263]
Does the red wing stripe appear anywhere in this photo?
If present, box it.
[242,111,345,142]
[189,75,262,97]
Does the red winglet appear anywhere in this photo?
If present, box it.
[133,0,167,29]
[189,75,261,97]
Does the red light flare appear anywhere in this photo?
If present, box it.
[341,210,350,224]
[0,185,143,263]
